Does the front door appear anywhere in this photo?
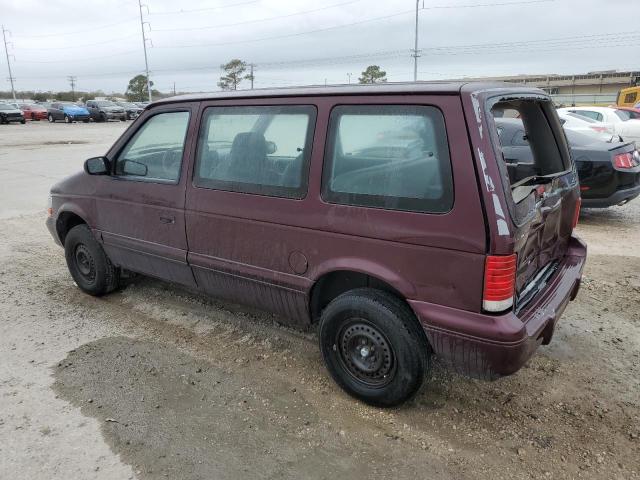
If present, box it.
[94,105,197,287]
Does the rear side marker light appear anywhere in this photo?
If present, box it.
[572,198,581,229]
[483,254,517,312]
[613,152,639,169]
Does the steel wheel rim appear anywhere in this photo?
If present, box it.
[336,318,395,388]
[74,244,96,283]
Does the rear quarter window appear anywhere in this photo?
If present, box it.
[321,105,454,213]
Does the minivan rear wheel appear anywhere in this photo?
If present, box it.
[64,224,119,296]
[319,288,431,407]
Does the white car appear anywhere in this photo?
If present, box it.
[557,106,640,144]
[557,111,617,142]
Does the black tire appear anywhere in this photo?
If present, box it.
[64,224,118,296]
[319,288,431,407]
[100,113,107,122]
[48,114,54,123]
[64,114,71,124]
[20,119,26,124]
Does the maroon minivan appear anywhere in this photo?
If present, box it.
[46,83,586,406]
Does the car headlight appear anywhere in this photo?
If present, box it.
[47,195,53,217]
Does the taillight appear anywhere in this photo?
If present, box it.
[483,254,517,312]
[572,197,581,229]
[589,125,609,133]
[613,151,639,169]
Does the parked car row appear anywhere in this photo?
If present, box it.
[0,100,148,124]
[558,105,640,145]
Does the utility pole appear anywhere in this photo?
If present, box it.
[249,63,254,89]
[173,81,176,95]
[411,0,421,82]
[2,25,16,101]
[138,0,152,102]
[67,75,77,101]
[347,73,352,84]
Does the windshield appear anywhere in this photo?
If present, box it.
[96,101,116,107]
[0,103,14,110]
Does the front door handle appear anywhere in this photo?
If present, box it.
[159,215,175,224]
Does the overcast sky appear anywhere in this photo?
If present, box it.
[1,0,638,95]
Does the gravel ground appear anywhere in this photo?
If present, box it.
[0,121,638,479]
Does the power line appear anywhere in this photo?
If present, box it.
[10,34,640,81]
[148,0,260,16]
[16,50,139,64]
[152,0,361,32]
[152,0,557,50]
[155,9,415,49]
[14,32,139,51]
[12,18,139,39]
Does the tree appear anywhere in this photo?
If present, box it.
[358,65,387,84]
[126,74,152,101]
[217,59,253,91]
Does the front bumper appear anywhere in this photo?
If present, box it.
[105,112,126,120]
[581,184,640,208]
[46,215,63,247]
[409,235,587,380]
[69,114,90,121]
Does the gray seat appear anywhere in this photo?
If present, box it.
[219,132,267,184]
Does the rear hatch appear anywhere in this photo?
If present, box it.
[488,96,580,311]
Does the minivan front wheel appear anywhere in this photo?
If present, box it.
[64,224,118,296]
[319,288,431,407]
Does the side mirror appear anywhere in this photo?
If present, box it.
[121,159,148,177]
[84,156,110,175]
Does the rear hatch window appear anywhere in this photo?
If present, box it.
[490,99,579,310]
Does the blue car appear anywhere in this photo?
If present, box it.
[47,102,91,123]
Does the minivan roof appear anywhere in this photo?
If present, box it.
[153,81,543,105]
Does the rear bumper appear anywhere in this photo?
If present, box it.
[409,235,587,380]
[581,184,640,208]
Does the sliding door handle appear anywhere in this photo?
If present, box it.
[159,215,175,224]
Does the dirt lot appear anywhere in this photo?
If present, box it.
[0,121,638,479]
